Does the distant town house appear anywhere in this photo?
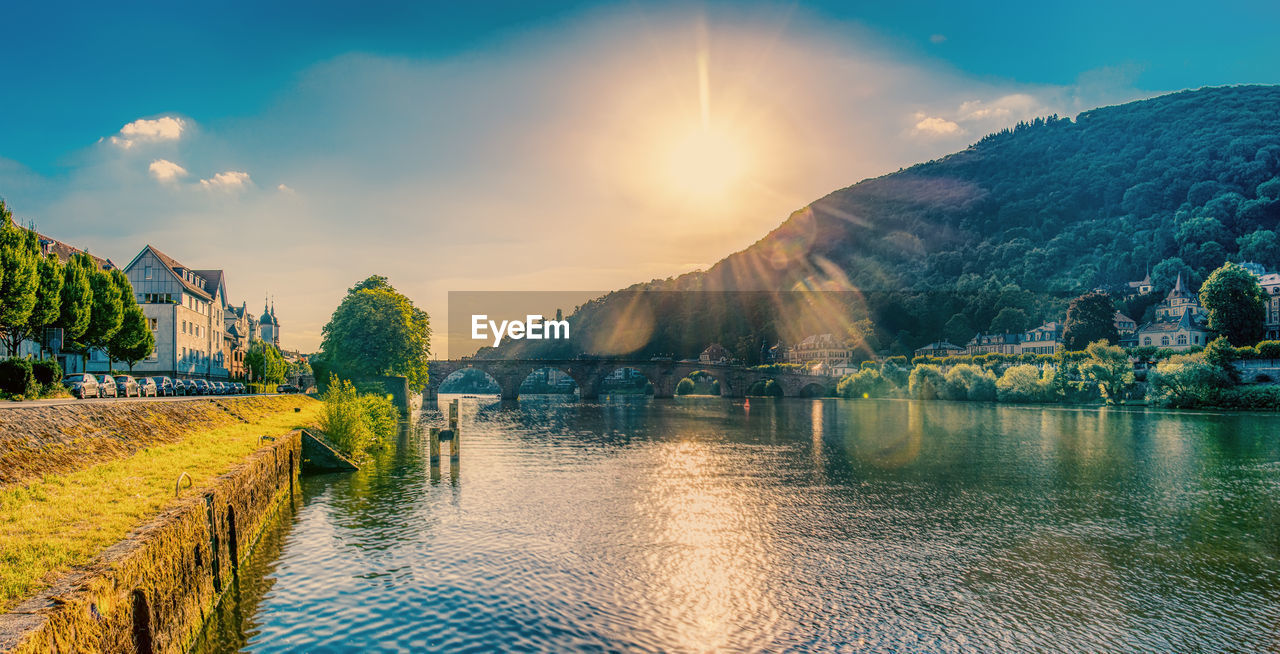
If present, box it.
[699,343,731,365]
[124,245,234,380]
[1135,274,1211,350]
[785,333,856,376]
[1016,322,1064,355]
[914,341,965,358]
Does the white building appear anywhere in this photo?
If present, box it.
[122,245,231,379]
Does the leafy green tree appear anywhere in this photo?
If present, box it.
[996,364,1053,403]
[1147,353,1231,407]
[246,339,287,384]
[675,378,695,395]
[989,307,1029,334]
[0,206,40,354]
[319,275,431,391]
[107,306,154,372]
[908,364,945,400]
[1199,262,1267,345]
[1061,292,1118,350]
[56,253,94,355]
[3,246,63,356]
[1080,340,1134,403]
[80,263,123,362]
[1236,229,1280,264]
[1151,258,1196,294]
[942,313,973,346]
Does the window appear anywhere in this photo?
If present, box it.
[148,318,157,331]
[1161,336,1171,346]
[1177,335,1187,346]
[144,264,152,280]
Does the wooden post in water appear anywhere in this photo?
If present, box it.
[449,399,461,461]
[429,427,441,465]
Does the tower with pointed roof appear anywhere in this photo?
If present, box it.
[259,296,280,347]
[1136,272,1211,350]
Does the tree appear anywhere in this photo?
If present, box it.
[675,378,695,395]
[1061,292,1118,350]
[942,313,973,346]
[57,253,93,345]
[1080,340,1134,403]
[319,275,431,391]
[1151,257,1196,294]
[246,339,287,384]
[4,247,62,357]
[1147,353,1231,407]
[0,206,40,354]
[1236,229,1280,264]
[1198,262,1267,346]
[107,306,154,372]
[80,263,123,362]
[989,307,1029,334]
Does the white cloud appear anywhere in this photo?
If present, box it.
[148,159,187,182]
[929,34,946,44]
[109,116,187,149]
[277,183,294,193]
[913,115,964,136]
[199,170,251,190]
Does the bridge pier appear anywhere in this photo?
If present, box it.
[499,375,521,401]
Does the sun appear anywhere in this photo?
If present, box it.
[664,124,750,204]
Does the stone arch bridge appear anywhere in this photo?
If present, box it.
[426,359,836,400]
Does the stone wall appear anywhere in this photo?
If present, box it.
[0,430,303,654]
[0,396,312,487]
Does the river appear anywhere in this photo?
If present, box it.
[194,397,1280,652]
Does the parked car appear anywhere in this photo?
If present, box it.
[62,373,99,399]
[277,384,299,394]
[190,379,211,395]
[171,379,189,396]
[214,381,230,395]
[137,377,158,397]
[114,375,141,398]
[96,373,119,399]
[152,376,174,396]
[235,382,246,394]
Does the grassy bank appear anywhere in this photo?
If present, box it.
[0,398,320,611]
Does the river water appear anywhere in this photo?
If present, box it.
[194,397,1280,653]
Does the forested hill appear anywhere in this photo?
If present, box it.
[494,85,1280,361]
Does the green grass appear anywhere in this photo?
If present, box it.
[0,399,321,610]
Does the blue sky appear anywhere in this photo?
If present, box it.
[1,1,1276,353]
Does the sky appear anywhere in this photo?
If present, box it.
[2,1,1278,356]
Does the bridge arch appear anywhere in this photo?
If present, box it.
[436,367,501,396]
[517,366,581,398]
[797,382,830,398]
[599,366,655,398]
[746,378,783,397]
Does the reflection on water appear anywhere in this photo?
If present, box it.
[195,397,1280,652]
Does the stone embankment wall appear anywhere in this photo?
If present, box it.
[0,396,312,487]
[0,430,303,654]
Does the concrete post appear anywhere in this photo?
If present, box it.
[429,427,440,465]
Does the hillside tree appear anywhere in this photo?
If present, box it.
[1061,292,1119,350]
[1199,262,1267,345]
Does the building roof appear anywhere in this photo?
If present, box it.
[968,332,1020,346]
[127,245,214,301]
[260,301,275,325]
[700,343,729,359]
[31,229,115,270]
[1114,311,1135,324]
[1165,272,1193,301]
[916,341,964,352]
[1138,307,1208,334]
[192,269,227,303]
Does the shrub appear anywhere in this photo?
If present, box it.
[942,363,997,401]
[1256,341,1280,359]
[0,358,37,397]
[1080,340,1134,403]
[885,355,908,368]
[318,375,399,456]
[996,364,1053,403]
[838,368,893,398]
[675,378,695,395]
[1147,353,1232,408]
[860,360,879,371]
[908,364,945,400]
[32,359,62,389]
